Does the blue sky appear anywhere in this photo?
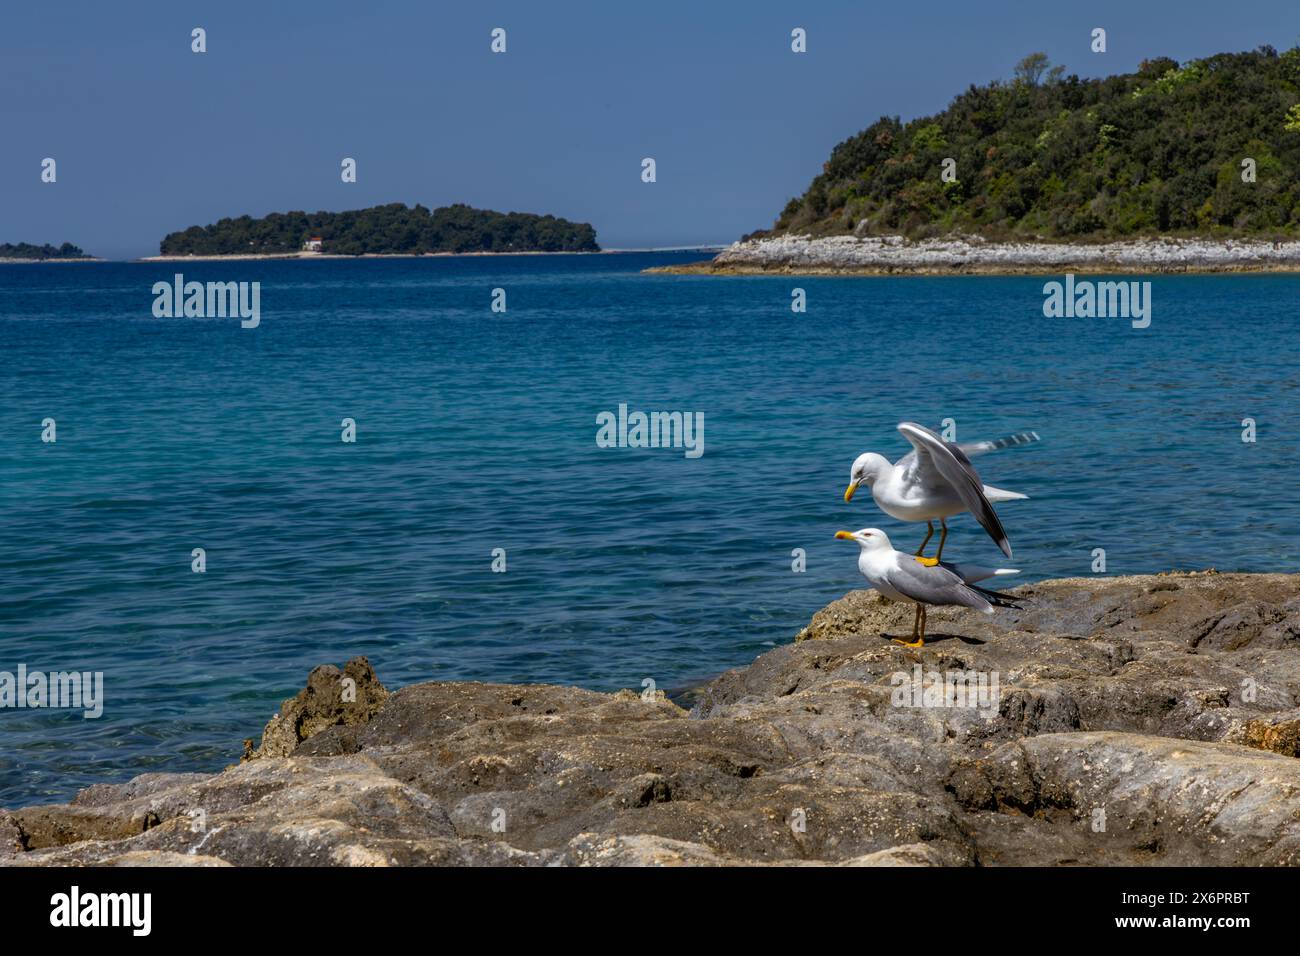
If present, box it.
[2,0,1296,258]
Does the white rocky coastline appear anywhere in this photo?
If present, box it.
[660,233,1300,275]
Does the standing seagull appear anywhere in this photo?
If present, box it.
[834,528,1021,648]
[843,422,1036,562]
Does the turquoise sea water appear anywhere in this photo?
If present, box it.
[2,253,1298,806]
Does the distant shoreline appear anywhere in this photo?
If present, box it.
[646,235,1300,276]
[137,248,720,263]
[0,247,722,265]
[138,251,588,262]
[0,257,100,264]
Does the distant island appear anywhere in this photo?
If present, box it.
[654,46,1300,275]
[157,203,599,257]
[767,46,1300,242]
[0,242,91,261]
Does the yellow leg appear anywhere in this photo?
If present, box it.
[894,605,926,648]
[933,520,949,563]
[914,522,934,556]
[914,521,940,567]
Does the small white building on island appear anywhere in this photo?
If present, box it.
[302,237,323,252]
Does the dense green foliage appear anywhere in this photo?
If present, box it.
[160,203,599,255]
[763,47,1300,241]
[0,242,88,259]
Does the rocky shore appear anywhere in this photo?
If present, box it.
[0,258,100,264]
[5,571,1300,867]
[647,234,1300,275]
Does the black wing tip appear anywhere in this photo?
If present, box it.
[973,584,1023,609]
[974,584,1020,600]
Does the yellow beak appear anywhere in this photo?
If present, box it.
[843,483,857,503]
[835,530,855,540]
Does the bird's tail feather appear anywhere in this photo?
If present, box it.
[983,484,1029,502]
[944,562,1021,584]
[959,431,1042,457]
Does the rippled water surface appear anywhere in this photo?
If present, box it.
[2,253,1298,805]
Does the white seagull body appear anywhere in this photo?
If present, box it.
[835,527,1022,647]
[845,422,1037,559]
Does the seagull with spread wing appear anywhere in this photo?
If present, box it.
[843,422,1037,562]
[835,527,1022,647]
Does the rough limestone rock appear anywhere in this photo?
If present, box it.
[3,573,1299,867]
[246,656,389,759]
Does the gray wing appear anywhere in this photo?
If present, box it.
[897,422,1012,558]
[884,559,992,611]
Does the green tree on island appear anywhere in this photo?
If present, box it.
[160,204,600,256]
[0,242,88,259]
[759,46,1300,242]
